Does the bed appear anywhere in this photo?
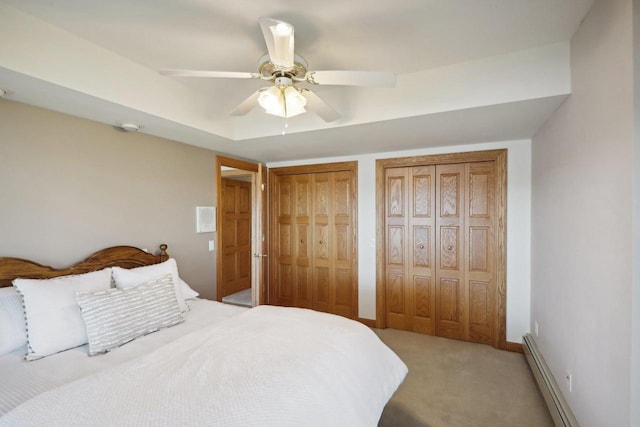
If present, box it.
[0,244,407,426]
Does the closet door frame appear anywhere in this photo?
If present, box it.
[376,149,508,350]
[268,161,358,318]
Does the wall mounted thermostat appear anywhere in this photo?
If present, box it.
[196,206,216,233]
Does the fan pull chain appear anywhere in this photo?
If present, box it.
[282,89,288,135]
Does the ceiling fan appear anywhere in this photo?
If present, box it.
[159,17,396,123]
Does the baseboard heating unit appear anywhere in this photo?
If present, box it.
[522,334,579,427]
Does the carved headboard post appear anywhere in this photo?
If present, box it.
[159,244,169,261]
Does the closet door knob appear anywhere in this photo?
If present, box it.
[319,240,324,245]
[418,244,425,249]
[446,245,453,251]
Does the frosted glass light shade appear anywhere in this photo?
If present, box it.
[257,85,307,118]
[258,86,285,116]
[283,86,306,118]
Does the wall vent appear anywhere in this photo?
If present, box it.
[522,334,580,427]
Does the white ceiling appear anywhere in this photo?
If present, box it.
[0,0,594,162]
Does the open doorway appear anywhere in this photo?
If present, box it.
[215,156,266,307]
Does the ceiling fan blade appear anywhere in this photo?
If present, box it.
[258,17,295,69]
[300,89,341,122]
[305,70,396,87]
[159,69,260,79]
[229,89,265,116]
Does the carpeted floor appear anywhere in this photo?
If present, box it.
[221,288,252,307]
[375,329,553,427]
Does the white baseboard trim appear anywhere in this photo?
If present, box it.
[522,334,579,427]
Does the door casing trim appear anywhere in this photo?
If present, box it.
[215,156,260,303]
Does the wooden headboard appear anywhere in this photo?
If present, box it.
[0,244,169,288]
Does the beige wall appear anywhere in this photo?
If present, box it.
[0,99,219,299]
[632,1,640,424]
[532,0,634,425]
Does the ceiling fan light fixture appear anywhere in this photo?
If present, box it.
[257,85,307,118]
[162,17,394,123]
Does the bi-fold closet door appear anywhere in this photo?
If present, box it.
[385,161,495,345]
[270,170,356,319]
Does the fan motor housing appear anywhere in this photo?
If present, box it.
[274,76,294,87]
[259,54,308,80]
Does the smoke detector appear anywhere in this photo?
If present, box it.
[118,122,141,132]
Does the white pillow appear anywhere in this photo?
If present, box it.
[181,280,199,300]
[77,274,183,356]
[0,287,28,355]
[13,268,112,361]
[111,259,187,312]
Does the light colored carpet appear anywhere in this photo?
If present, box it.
[221,288,252,307]
[375,329,553,427]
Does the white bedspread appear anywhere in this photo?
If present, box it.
[0,299,247,416]
[1,305,407,427]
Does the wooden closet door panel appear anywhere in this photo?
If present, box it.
[384,166,435,333]
[435,164,465,340]
[273,175,294,306]
[333,171,354,318]
[295,176,312,308]
[385,168,409,330]
[409,166,436,334]
[465,162,495,344]
[312,173,331,313]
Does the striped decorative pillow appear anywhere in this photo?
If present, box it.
[76,274,183,356]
